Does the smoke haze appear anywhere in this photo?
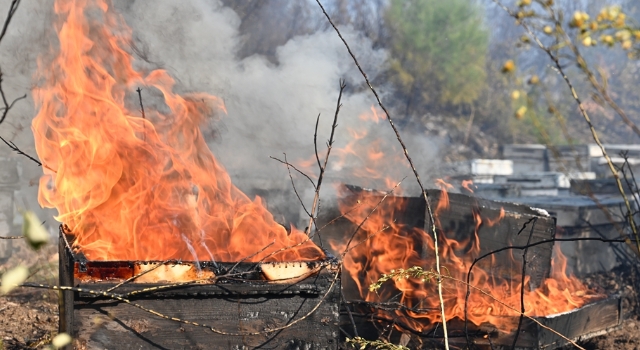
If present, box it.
[0,0,442,234]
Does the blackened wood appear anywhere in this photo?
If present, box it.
[432,190,555,290]
[58,228,74,341]
[71,268,340,349]
[353,296,621,349]
[482,295,622,349]
[318,188,556,291]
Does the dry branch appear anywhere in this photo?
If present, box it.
[492,0,640,256]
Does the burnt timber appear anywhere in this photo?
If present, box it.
[345,294,622,349]
[59,231,340,350]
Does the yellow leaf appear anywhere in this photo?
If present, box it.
[529,75,540,85]
[1,265,28,295]
[22,211,49,250]
[515,106,527,119]
[51,333,72,349]
[502,60,515,73]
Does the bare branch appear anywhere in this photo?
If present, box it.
[0,0,20,45]
[307,80,345,236]
[0,71,26,124]
[0,135,43,167]
[270,156,316,189]
[282,153,312,220]
[136,87,146,141]
[0,0,24,126]
[492,0,640,262]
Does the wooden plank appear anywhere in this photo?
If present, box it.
[469,295,621,349]
[70,267,340,349]
[58,228,75,345]
[435,191,555,290]
[350,296,621,350]
[535,295,621,349]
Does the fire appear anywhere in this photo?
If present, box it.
[31,0,324,262]
[333,182,602,334]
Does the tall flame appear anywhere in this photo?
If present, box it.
[32,0,324,262]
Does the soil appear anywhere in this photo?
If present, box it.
[0,290,58,350]
[577,263,640,350]
[0,240,60,350]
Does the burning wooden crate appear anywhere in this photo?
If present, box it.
[319,186,557,291]
[347,293,622,349]
[318,186,625,349]
[58,229,341,349]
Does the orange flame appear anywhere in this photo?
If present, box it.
[333,186,601,334]
[462,180,475,193]
[32,0,323,262]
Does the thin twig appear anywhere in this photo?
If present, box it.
[0,135,46,168]
[228,240,275,274]
[0,73,26,125]
[342,178,404,255]
[307,80,345,237]
[313,3,449,346]
[342,288,359,338]
[270,156,317,189]
[136,87,146,141]
[0,0,20,45]
[282,153,313,223]
[316,200,363,233]
[0,0,25,126]
[511,217,537,350]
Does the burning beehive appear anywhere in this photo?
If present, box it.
[319,184,623,349]
[58,227,340,349]
[29,0,339,348]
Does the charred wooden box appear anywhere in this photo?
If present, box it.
[346,294,622,350]
[58,229,340,349]
[318,187,557,292]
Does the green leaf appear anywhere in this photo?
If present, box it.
[51,333,72,349]
[22,211,49,250]
[1,265,28,294]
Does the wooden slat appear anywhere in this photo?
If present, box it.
[71,268,340,349]
[58,228,75,347]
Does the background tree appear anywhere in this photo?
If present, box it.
[385,0,489,119]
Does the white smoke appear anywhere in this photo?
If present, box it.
[0,0,442,231]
